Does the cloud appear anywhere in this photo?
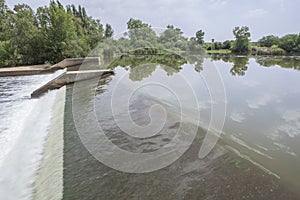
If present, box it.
[230,111,246,123]
[246,93,274,109]
[240,79,260,87]
[276,110,300,138]
[247,8,269,18]
[208,0,228,8]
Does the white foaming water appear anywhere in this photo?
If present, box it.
[0,70,65,200]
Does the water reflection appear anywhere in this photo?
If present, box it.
[255,56,300,70]
[104,53,205,81]
[209,55,249,76]
[107,54,185,81]
[210,55,300,76]
[229,57,249,76]
[186,55,204,72]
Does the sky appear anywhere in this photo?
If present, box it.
[6,0,300,42]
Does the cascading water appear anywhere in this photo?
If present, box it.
[0,70,65,200]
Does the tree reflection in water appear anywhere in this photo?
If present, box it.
[210,55,300,76]
[104,53,205,81]
[210,55,249,76]
[255,56,300,70]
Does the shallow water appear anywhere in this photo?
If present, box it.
[63,55,300,199]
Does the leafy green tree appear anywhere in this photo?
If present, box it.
[104,23,114,38]
[195,30,205,45]
[11,4,44,65]
[0,0,14,66]
[222,40,232,49]
[126,18,157,48]
[0,0,12,41]
[279,34,299,53]
[127,18,148,29]
[159,25,187,50]
[85,18,104,49]
[0,40,12,67]
[39,1,80,63]
[213,42,223,50]
[232,26,251,54]
[115,37,130,53]
[258,35,279,47]
[0,0,108,67]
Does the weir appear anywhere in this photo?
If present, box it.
[0,57,100,77]
[33,87,66,200]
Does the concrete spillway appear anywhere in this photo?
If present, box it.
[31,70,114,98]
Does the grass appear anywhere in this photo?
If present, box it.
[206,49,232,54]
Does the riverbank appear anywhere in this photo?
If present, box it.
[206,48,300,56]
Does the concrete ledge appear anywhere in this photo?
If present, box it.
[0,57,100,77]
[51,57,100,70]
[31,70,114,98]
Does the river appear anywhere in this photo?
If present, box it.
[1,55,300,199]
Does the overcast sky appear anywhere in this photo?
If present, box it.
[6,0,300,41]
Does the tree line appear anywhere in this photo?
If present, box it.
[0,0,113,67]
[206,26,300,55]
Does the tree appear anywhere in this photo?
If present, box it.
[11,4,44,65]
[222,40,231,49]
[159,25,187,50]
[126,18,157,48]
[258,35,279,47]
[104,23,113,38]
[66,3,104,51]
[0,0,13,41]
[279,34,299,53]
[0,0,14,66]
[195,30,205,45]
[232,26,251,54]
[39,0,85,63]
[127,18,148,29]
[0,0,108,67]
[85,18,104,49]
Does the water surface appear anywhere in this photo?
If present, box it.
[63,55,300,199]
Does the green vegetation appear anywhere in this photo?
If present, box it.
[96,22,205,62]
[257,35,279,47]
[208,27,300,56]
[231,26,251,54]
[251,46,285,56]
[195,30,205,45]
[127,48,178,55]
[206,49,231,54]
[0,0,106,67]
